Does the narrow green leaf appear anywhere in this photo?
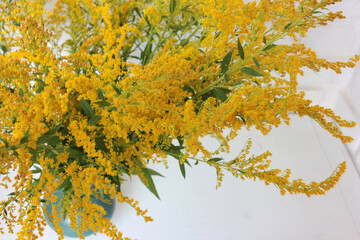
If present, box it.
[0,137,9,147]
[212,88,230,102]
[0,45,8,54]
[118,163,130,175]
[240,67,264,76]
[35,79,46,93]
[31,169,42,174]
[20,128,30,145]
[194,160,199,165]
[180,38,189,46]
[109,175,121,192]
[232,81,244,87]
[57,176,71,191]
[220,52,232,74]
[46,124,64,136]
[146,168,165,177]
[141,41,153,65]
[208,157,223,163]
[253,58,260,70]
[144,16,151,27]
[263,36,267,44]
[112,85,122,95]
[179,162,186,178]
[94,101,110,107]
[169,0,176,14]
[214,31,221,39]
[237,39,245,60]
[224,73,230,82]
[80,99,95,118]
[140,168,160,200]
[88,115,101,126]
[97,88,106,101]
[95,136,109,153]
[19,88,24,101]
[263,44,277,52]
[38,135,60,146]
[134,7,142,17]
[66,148,85,158]
[284,22,292,31]
[177,136,184,147]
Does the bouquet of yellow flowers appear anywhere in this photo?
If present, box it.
[0,0,358,239]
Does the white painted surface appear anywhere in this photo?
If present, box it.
[1,1,360,240]
[32,116,360,240]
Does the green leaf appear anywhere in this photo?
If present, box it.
[146,168,165,177]
[37,135,60,145]
[284,22,292,31]
[208,157,223,163]
[141,40,153,65]
[240,67,264,76]
[80,99,95,118]
[97,88,106,101]
[177,136,184,147]
[182,85,195,95]
[179,162,186,178]
[19,88,24,102]
[167,144,184,155]
[20,128,30,145]
[31,166,42,174]
[111,85,122,97]
[0,137,8,148]
[109,175,121,192]
[46,124,64,136]
[237,39,245,60]
[134,7,142,17]
[224,73,230,82]
[0,45,8,54]
[220,52,232,74]
[144,16,151,27]
[180,38,189,46]
[263,36,267,44]
[212,87,231,102]
[140,168,160,200]
[232,81,244,87]
[169,0,176,14]
[118,163,130,175]
[88,115,101,126]
[57,176,71,191]
[253,57,260,70]
[95,136,109,153]
[194,160,199,165]
[263,44,277,52]
[94,101,110,107]
[66,148,85,158]
[35,79,46,93]
[214,31,221,40]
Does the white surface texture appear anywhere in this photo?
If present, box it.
[1,1,360,240]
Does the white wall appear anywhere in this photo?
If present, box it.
[298,0,360,172]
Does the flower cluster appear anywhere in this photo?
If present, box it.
[0,0,358,239]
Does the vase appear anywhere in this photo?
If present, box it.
[43,190,116,238]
